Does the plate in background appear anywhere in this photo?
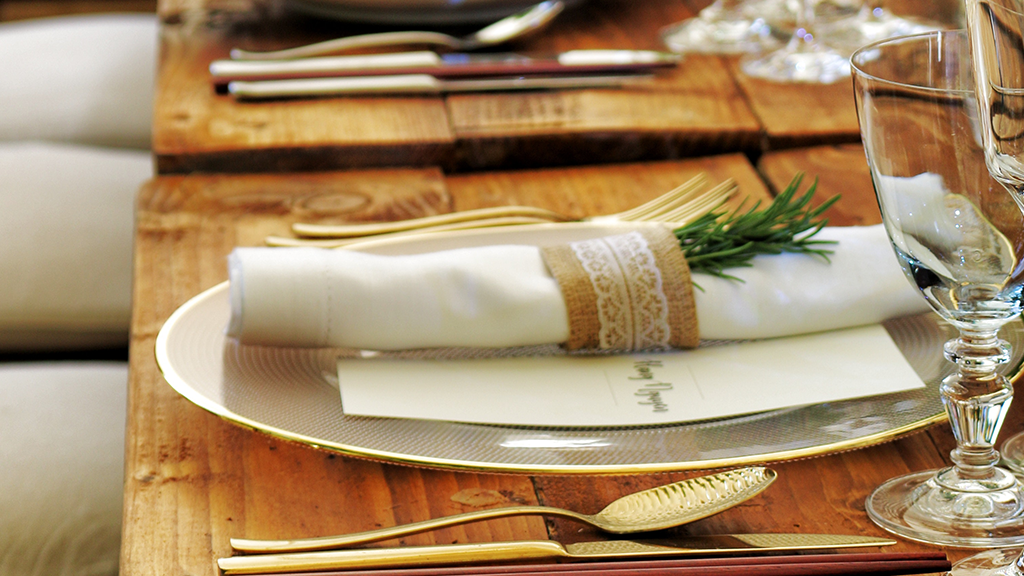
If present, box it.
[284,0,585,25]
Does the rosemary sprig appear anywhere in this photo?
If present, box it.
[674,173,840,281]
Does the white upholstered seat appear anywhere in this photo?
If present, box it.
[0,12,157,576]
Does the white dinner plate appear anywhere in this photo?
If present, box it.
[155,223,1024,474]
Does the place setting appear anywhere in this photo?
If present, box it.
[156,168,987,471]
[158,153,1019,573]
[131,0,1024,575]
[662,0,942,84]
[216,466,951,575]
[205,0,947,101]
[207,0,692,99]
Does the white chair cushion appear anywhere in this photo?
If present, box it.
[0,14,157,150]
[0,141,152,350]
[0,362,127,576]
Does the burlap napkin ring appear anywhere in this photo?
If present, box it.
[541,227,699,351]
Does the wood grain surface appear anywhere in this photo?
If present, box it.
[121,148,1015,576]
[151,0,762,174]
[150,0,967,174]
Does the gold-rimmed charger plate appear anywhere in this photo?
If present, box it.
[155,223,1024,474]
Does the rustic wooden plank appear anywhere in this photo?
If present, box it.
[447,153,768,216]
[729,55,861,151]
[446,0,762,170]
[0,0,154,20]
[757,143,880,225]
[153,19,456,173]
[151,0,764,173]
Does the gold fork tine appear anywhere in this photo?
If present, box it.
[291,174,711,239]
[292,206,569,238]
[269,216,558,247]
[270,175,738,247]
[650,179,736,223]
[604,174,709,222]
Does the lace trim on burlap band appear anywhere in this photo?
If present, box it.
[541,227,699,351]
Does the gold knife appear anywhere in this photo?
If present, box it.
[218,534,897,575]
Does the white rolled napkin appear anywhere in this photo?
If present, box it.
[227,224,930,350]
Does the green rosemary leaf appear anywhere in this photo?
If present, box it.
[674,173,839,280]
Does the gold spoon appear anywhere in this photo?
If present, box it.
[231,466,776,553]
[230,1,565,61]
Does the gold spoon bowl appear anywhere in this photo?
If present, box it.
[231,466,777,553]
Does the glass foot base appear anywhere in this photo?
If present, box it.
[740,45,851,84]
[952,548,1024,576]
[661,16,779,54]
[1001,433,1024,475]
[866,469,1024,548]
[823,15,939,56]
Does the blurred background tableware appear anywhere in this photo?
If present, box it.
[969,0,1024,482]
[277,0,582,25]
[966,0,1024,215]
[948,1,1024,571]
[852,29,1024,547]
[231,0,565,60]
[740,0,850,83]
[660,0,786,54]
[952,548,1024,576]
[817,0,941,57]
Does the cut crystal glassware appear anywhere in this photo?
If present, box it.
[949,0,1024,571]
[852,29,1024,548]
[661,0,784,54]
[820,0,940,57]
[741,0,850,83]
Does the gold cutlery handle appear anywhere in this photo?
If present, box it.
[230,32,468,61]
[269,216,562,247]
[292,206,570,238]
[219,540,568,575]
[231,505,586,553]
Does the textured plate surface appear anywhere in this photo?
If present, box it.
[155,225,1024,474]
[283,0,584,25]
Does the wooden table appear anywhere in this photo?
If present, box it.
[152,0,970,174]
[129,0,993,572]
[120,143,1016,576]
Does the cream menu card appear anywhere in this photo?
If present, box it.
[337,324,926,427]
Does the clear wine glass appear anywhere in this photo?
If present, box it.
[852,29,1024,547]
[660,0,784,54]
[970,0,1024,483]
[820,0,940,57]
[950,0,1024,571]
[741,0,850,83]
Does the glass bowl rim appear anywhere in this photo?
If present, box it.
[850,29,972,95]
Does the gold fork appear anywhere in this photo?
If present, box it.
[265,174,735,247]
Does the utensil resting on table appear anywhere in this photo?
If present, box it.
[232,466,776,553]
[230,1,565,60]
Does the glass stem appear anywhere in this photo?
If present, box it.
[700,0,743,22]
[940,326,1014,483]
[787,0,817,53]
